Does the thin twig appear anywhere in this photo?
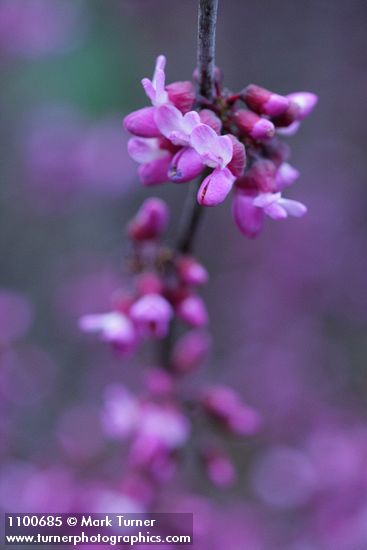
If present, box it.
[161,0,219,368]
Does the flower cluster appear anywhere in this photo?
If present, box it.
[79,198,209,361]
[79,198,261,488]
[124,55,317,237]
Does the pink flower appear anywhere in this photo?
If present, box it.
[168,147,204,183]
[101,384,140,439]
[235,109,275,140]
[275,163,300,191]
[155,104,201,146]
[128,197,169,241]
[165,81,195,113]
[141,55,169,107]
[127,137,170,164]
[233,189,307,238]
[201,385,261,436]
[197,167,235,206]
[287,92,318,120]
[176,256,209,286]
[232,190,265,238]
[171,330,211,374]
[176,295,209,327]
[130,293,173,338]
[253,192,307,220]
[138,156,172,186]
[242,84,290,117]
[190,124,233,169]
[123,107,161,138]
[78,312,136,352]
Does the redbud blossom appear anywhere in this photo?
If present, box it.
[202,385,261,436]
[176,256,209,286]
[199,109,222,133]
[235,109,275,140]
[130,293,173,338]
[123,107,161,138]
[155,105,201,146]
[128,198,169,241]
[165,81,195,113]
[171,330,211,374]
[232,190,265,238]
[169,147,204,183]
[176,295,208,327]
[197,167,235,207]
[79,312,136,353]
[242,84,289,117]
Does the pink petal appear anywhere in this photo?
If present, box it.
[279,198,307,217]
[253,192,281,208]
[128,138,167,164]
[263,202,288,220]
[190,124,217,155]
[138,156,172,186]
[197,168,235,207]
[232,192,264,238]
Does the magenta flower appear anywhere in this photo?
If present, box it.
[127,197,170,241]
[242,84,290,117]
[176,295,209,327]
[253,192,307,219]
[141,55,169,107]
[123,107,161,138]
[169,147,204,183]
[129,293,173,338]
[123,54,317,237]
[78,312,136,352]
[155,105,201,146]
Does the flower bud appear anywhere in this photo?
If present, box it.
[171,330,211,374]
[123,107,161,137]
[199,109,222,133]
[235,109,275,140]
[197,167,235,207]
[168,147,204,183]
[176,295,208,328]
[166,81,195,113]
[128,198,169,241]
[242,84,289,117]
[135,273,164,296]
[130,293,173,338]
[138,155,171,186]
[287,92,318,120]
[176,256,209,286]
[232,190,264,239]
[236,159,276,193]
[227,135,246,178]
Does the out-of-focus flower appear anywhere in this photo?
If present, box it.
[79,312,137,353]
[127,197,170,241]
[201,385,262,436]
[130,293,173,338]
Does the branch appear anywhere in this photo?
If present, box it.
[176,0,219,254]
[197,0,218,100]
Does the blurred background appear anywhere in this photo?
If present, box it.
[1,1,367,548]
